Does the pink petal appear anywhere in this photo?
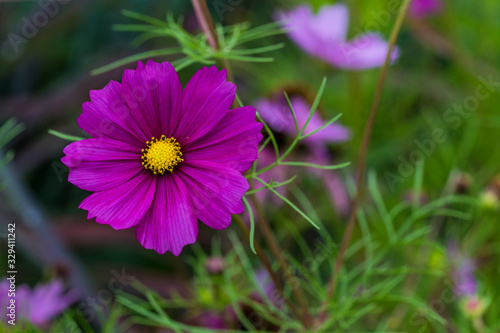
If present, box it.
[121,60,183,139]
[80,171,156,230]
[62,138,143,192]
[327,33,400,70]
[289,97,351,143]
[135,175,198,255]
[78,80,148,148]
[255,98,291,133]
[29,280,78,325]
[178,161,250,230]
[277,4,349,56]
[183,106,263,173]
[173,66,236,145]
[17,285,31,319]
[122,60,181,142]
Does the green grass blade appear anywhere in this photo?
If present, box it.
[91,48,182,75]
[48,129,84,142]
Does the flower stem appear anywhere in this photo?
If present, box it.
[319,0,411,323]
[190,0,235,84]
[190,0,218,50]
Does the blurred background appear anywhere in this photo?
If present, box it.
[1,0,500,332]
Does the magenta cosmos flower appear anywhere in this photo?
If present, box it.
[277,4,399,70]
[62,60,263,255]
[1,279,78,326]
[409,0,442,17]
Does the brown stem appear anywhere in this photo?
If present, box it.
[190,0,218,50]
[318,0,412,324]
[249,194,313,328]
[190,0,236,98]
[220,58,236,87]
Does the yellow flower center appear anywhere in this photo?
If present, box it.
[141,135,183,174]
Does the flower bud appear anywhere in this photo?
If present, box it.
[480,175,500,210]
[479,189,499,210]
[460,295,488,318]
[205,256,225,275]
[452,172,472,194]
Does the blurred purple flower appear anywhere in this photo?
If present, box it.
[1,279,78,326]
[255,95,350,146]
[454,258,477,297]
[409,0,442,17]
[276,4,399,70]
[448,242,478,297]
[254,269,281,307]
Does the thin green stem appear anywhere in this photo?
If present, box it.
[318,0,412,325]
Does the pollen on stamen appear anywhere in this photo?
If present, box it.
[141,135,183,175]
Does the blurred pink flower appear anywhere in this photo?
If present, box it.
[277,4,399,70]
[204,256,225,275]
[255,95,350,146]
[254,269,281,307]
[409,0,442,17]
[1,279,78,326]
[453,258,477,297]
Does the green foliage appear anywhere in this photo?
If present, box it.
[244,79,351,235]
[91,10,284,75]
[48,129,84,142]
[36,163,482,332]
